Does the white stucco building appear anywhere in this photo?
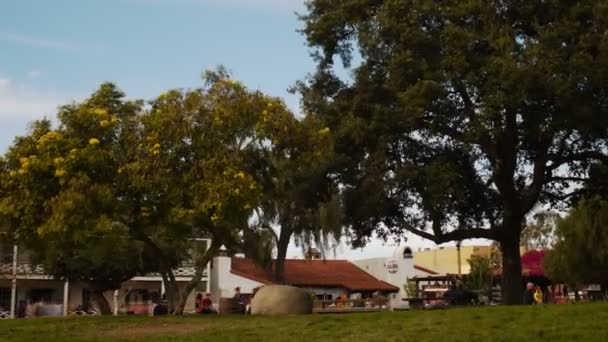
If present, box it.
[352,246,439,309]
[209,251,399,312]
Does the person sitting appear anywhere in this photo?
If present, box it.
[194,293,203,314]
[153,294,169,316]
[233,287,245,314]
[201,293,215,314]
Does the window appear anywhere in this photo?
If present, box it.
[403,248,413,259]
[28,289,53,303]
[125,289,149,304]
[0,288,11,310]
[315,293,333,301]
[82,289,92,306]
[0,239,13,264]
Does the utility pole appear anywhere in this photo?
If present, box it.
[10,244,18,319]
[456,241,462,278]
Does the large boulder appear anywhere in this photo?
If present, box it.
[250,285,313,315]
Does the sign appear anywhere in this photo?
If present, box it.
[387,260,398,274]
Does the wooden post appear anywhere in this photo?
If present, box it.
[10,244,18,319]
[63,281,69,316]
[113,290,119,316]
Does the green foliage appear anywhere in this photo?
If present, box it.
[404,279,420,298]
[0,84,147,290]
[299,0,608,303]
[544,197,608,288]
[521,211,558,250]
[464,255,493,291]
[0,68,328,311]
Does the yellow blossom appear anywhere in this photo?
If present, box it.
[53,157,64,165]
[9,170,17,177]
[249,182,257,190]
[211,213,221,223]
[117,167,124,174]
[244,203,252,210]
[318,127,331,136]
[17,169,27,175]
[152,149,160,155]
[54,168,67,178]
[100,120,110,128]
[234,171,246,179]
[37,131,62,146]
[89,138,100,146]
[152,143,161,150]
[92,108,108,116]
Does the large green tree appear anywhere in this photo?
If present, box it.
[544,197,608,296]
[253,114,341,282]
[135,69,290,313]
[299,0,608,303]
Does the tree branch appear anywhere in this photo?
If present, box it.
[546,176,587,183]
[544,189,584,202]
[406,226,497,244]
[548,150,608,171]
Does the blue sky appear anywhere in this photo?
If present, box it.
[0,0,313,151]
[0,0,485,258]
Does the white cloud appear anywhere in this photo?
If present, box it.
[0,31,103,54]
[26,70,41,79]
[0,77,59,121]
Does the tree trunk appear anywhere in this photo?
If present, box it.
[172,240,221,315]
[161,269,180,314]
[91,289,112,315]
[500,235,523,305]
[274,227,292,283]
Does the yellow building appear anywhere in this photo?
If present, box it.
[413,245,493,275]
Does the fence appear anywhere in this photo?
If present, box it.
[313,297,390,313]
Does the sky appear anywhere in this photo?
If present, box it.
[0,0,489,260]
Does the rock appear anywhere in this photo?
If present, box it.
[250,285,313,315]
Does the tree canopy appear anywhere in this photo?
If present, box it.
[544,197,608,293]
[0,69,327,314]
[299,0,608,304]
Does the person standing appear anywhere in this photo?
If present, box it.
[534,286,544,304]
[523,282,535,305]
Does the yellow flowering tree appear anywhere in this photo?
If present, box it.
[0,84,147,314]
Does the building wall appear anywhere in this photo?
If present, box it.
[352,246,416,309]
[413,246,492,275]
[210,255,264,304]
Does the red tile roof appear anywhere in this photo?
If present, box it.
[230,258,399,292]
[414,265,439,275]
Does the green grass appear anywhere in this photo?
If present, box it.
[2,303,608,341]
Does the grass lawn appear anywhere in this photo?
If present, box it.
[2,303,608,342]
